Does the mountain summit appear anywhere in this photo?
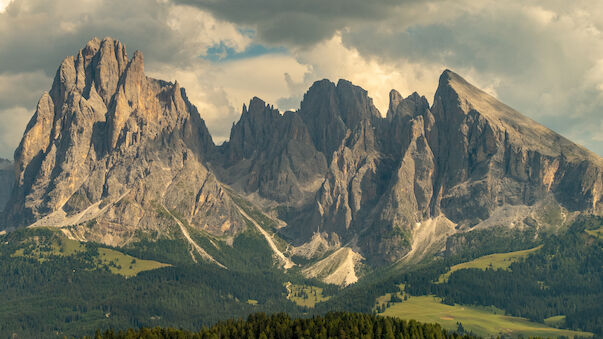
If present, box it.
[1,38,601,283]
[2,38,243,256]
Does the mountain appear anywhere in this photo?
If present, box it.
[1,38,247,264]
[2,38,602,284]
[220,71,602,267]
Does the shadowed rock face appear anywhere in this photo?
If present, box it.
[220,71,602,264]
[3,38,244,245]
[428,70,602,226]
[219,97,327,204]
[3,38,602,266]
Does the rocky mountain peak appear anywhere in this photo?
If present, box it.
[434,69,598,161]
[49,37,129,109]
[298,78,380,158]
[430,69,602,223]
[335,79,381,127]
[227,96,281,160]
[387,89,403,119]
[4,38,228,243]
[387,90,430,121]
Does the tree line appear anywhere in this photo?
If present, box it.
[86,312,478,339]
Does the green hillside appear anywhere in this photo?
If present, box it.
[12,233,170,278]
[381,295,592,338]
[0,217,601,338]
[437,245,542,283]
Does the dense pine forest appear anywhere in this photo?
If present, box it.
[86,312,478,339]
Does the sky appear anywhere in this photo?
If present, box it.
[0,0,602,158]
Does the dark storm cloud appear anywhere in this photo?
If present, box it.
[175,0,415,46]
[0,0,248,77]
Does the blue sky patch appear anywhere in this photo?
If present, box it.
[203,41,288,62]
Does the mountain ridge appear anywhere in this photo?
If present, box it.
[1,38,601,285]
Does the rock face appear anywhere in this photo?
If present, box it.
[219,97,327,204]
[0,158,14,212]
[3,38,602,274]
[3,38,246,247]
[218,71,603,265]
[428,71,602,225]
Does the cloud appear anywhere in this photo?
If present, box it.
[0,0,251,157]
[0,0,13,12]
[0,106,30,160]
[336,0,603,154]
[176,0,603,155]
[0,0,250,76]
[148,54,310,144]
[175,0,417,46]
[0,0,601,157]
[0,71,50,110]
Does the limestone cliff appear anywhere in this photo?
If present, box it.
[3,38,246,249]
[219,71,603,266]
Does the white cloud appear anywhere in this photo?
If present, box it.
[148,54,310,144]
[291,34,444,114]
[0,0,11,13]
[0,106,30,159]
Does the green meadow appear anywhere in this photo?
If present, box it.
[437,245,542,283]
[382,295,592,338]
[13,236,169,278]
[285,283,330,308]
[586,226,603,239]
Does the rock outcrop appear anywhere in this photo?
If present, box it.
[219,97,327,204]
[428,71,602,226]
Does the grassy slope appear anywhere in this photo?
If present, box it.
[13,235,169,278]
[285,283,330,308]
[437,245,542,283]
[95,248,170,278]
[544,315,567,327]
[382,295,592,338]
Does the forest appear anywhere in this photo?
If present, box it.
[401,216,603,335]
[0,217,601,338]
[85,312,478,339]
